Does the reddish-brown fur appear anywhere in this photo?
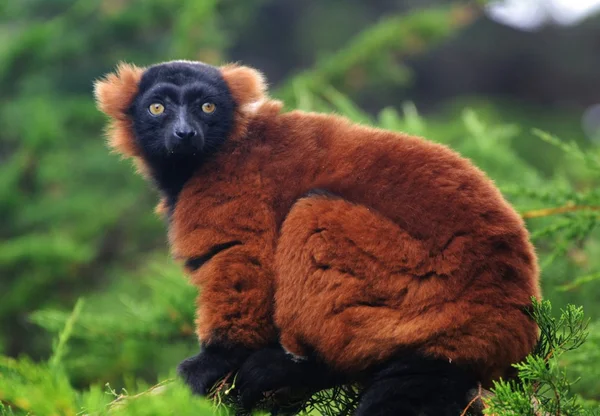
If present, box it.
[95,62,540,386]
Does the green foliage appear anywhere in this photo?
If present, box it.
[0,301,215,416]
[28,257,196,386]
[1,0,600,414]
[277,4,479,107]
[484,300,595,416]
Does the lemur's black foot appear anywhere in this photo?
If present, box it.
[235,345,341,412]
[177,343,250,396]
[354,353,478,416]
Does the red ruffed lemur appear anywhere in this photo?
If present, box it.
[94,60,540,415]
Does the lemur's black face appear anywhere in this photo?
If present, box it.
[129,61,235,158]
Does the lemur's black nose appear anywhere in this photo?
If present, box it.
[174,129,197,140]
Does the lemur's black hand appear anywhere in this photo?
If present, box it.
[235,345,341,411]
[177,343,251,396]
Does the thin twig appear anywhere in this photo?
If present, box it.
[209,371,234,400]
[521,205,600,219]
[460,384,483,416]
[107,378,175,410]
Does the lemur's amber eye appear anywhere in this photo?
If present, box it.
[148,103,165,115]
[202,102,216,114]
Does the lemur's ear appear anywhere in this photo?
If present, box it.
[94,62,144,119]
[220,64,267,112]
[94,62,145,157]
[219,64,271,141]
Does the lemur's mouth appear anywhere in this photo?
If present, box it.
[166,132,205,154]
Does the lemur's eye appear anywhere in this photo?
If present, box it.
[148,103,165,116]
[202,102,216,114]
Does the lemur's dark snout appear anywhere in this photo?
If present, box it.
[169,112,205,152]
[174,128,197,140]
[168,130,205,153]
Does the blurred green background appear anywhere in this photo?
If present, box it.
[1,0,600,414]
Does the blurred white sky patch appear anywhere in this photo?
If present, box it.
[582,104,600,143]
[487,0,600,31]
